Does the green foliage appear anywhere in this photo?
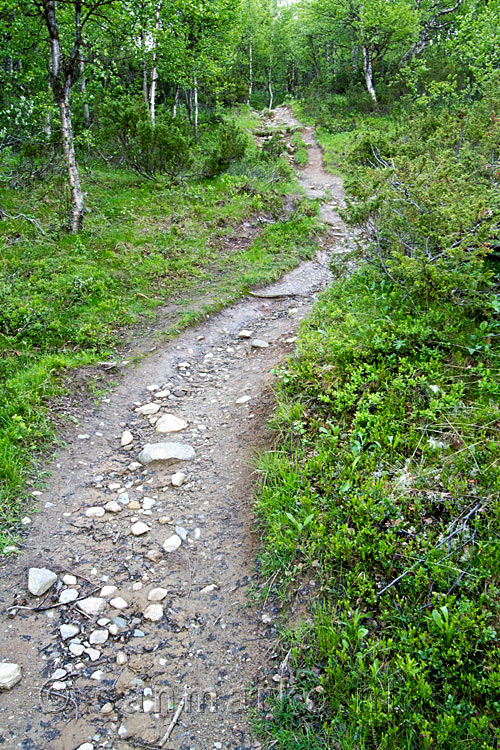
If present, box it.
[98,98,195,179]
[255,267,500,748]
[204,118,249,176]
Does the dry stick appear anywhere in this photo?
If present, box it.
[159,688,187,747]
[377,503,483,597]
[7,585,101,614]
[247,291,303,299]
[0,209,46,235]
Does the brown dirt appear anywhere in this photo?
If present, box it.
[0,108,352,750]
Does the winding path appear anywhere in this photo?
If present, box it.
[0,108,351,750]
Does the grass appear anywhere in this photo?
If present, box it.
[255,97,500,748]
[291,132,308,166]
[254,269,500,749]
[0,112,322,550]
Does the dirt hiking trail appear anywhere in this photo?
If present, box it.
[0,108,351,750]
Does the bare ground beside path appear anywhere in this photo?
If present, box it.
[0,108,351,750]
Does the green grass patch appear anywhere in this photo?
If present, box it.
[254,267,500,748]
[291,132,308,167]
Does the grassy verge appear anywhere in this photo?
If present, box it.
[0,114,321,550]
[255,95,500,748]
[255,269,500,748]
[290,132,308,166]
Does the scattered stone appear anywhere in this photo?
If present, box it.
[78,597,106,616]
[155,389,170,398]
[121,430,133,447]
[116,652,128,666]
[118,491,130,505]
[175,526,188,541]
[135,403,160,415]
[101,702,114,715]
[143,603,163,622]
[90,670,104,681]
[163,534,182,553]
[62,574,77,586]
[0,663,22,690]
[236,395,251,404]
[128,462,142,471]
[128,500,141,510]
[52,668,67,680]
[111,616,128,630]
[147,383,160,391]
[89,629,109,645]
[251,339,269,349]
[238,329,253,338]
[142,497,156,510]
[200,584,218,595]
[85,648,101,662]
[146,549,163,562]
[118,725,129,739]
[155,414,188,433]
[85,506,105,518]
[171,472,186,487]
[69,643,85,656]
[104,501,122,513]
[77,744,94,750]
[148,588,168,602]
[131,521,150,536]
[110,597,128,610]
[108,482,121,490]
[287,307,298,316]
[28,567,57,597]
[132,582,143,591]
[60,624,80,640]
[138,442,196,465]
[77,434,90,440]
[158,516,171,525]
[59,589,79,604]
[100,585,117,598]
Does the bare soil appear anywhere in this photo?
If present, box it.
[0,108,351,750]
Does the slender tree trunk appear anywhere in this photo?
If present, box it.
[247,41,253,105]
[149,1,161,124]
[268,15,275,110]
[193,74,199,143]
[185,89,192,123]
[75,4,90,128]
[140,29,149,108]
[172,86,179,118]
[362,45,377,104]
[43,0,85,231]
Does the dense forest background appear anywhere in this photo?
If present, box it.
[1,1,500,748]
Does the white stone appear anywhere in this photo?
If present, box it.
[60,623,80,640]
[121,430,134,447]
[89,629,109,645]
[116,652,128,666]
[69,643,85,656]
[138,442,196,465]
[163,534,182,553]
[78,597,106,616]
[90,670,104,681]
[85,506,105,518]
[143,699,156,713]
[131,521,150,536]
[155,389,170,398]
[238,329,253,338]
[155,414,188,433]
[59,589,78,604]
[101,702,114,715]
[144,604,163,622]
[77,744,94,750]
[85,648,101,661]
[236,395,251,404]
[100,585,117,598]
[52,668,67,680]
[135,403,160,415]
[52,681,66,690]
[200,584,218,595]
[105,501,122,513]
[28,567,57,596]
[0,663,21,690]
[62,574,77,586]
[175,526,188,541]
[251,339,269,348]
[142,497,156,510]
[148,587,168,602]
[171,472,186,487]
[110,597,128,610]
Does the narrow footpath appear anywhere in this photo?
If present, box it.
[0,108,352,750]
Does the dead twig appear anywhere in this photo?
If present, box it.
[159,687,187,746]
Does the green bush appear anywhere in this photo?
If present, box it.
[204,118,248,176]
[98,97,195,178]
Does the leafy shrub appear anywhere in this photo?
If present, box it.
[98,97,195,178]
[261,132,286,161]
[204,118,249,176]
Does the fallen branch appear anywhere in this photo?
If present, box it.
[159,687,187,746]
[0,209,46,235]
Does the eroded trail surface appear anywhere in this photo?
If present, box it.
[0,108,351,750]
